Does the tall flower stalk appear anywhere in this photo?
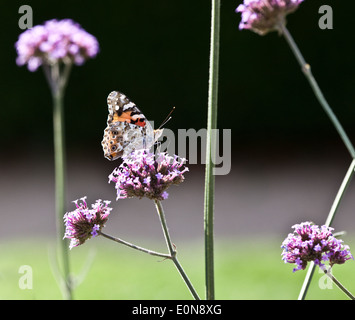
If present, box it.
[236,0,355,299]
[204,0,220,300]
[48,61,72,299]
[16,19,99,299]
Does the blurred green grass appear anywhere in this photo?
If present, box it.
[1,237,354,300]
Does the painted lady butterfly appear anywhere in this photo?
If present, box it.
[101,91,163,160]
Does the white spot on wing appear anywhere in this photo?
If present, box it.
[131,114,141,120]
[123,102,136,110]
[119,94,126,103]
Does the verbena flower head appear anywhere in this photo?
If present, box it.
[236,0,303,35]
[15,19,99,71]
[63,197,112,249]
[281,222,353,272]
[109,150,189,201]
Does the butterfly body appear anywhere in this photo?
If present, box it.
[101,91,163,160]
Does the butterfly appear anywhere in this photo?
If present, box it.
[101,91,164,160]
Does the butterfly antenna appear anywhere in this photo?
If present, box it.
[158,106,175,130]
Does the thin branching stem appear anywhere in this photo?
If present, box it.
[154,200,200,300]
[99,231,172,259]
[280,24,355,158]
[321,266,355,300]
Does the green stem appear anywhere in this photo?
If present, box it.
[297,261,315,300]
[47,62,72,300]
[53,89,71,300]
[280,24,355,159]
[321,266,355,300]
[204,0,220,301]
[155,200,175,256]
[298,159,355,300]
[98,231,171,259]
[324,159,355,227]
[154,200,200,300]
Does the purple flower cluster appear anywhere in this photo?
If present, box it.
[63,197,112,249]
[236,0,303,35]
[109,150,189,201]
[15,19,99,71]
[281,222,353,272]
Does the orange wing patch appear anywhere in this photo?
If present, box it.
[113,111,146,127]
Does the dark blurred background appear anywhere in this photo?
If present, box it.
[1,0,355,242]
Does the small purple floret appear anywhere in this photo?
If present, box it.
[281,222,353,272]
[109,150,188,201]
[63,197,112,249]
[236,0,304,35]
[15,19,99,71]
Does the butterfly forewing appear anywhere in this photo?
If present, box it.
[101,91,163,160]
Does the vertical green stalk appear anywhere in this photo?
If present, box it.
[204,0,220,300]
[279,24,355,300]
[46,62,72,300]
[154,200,200,300]
[52,89,71,300]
